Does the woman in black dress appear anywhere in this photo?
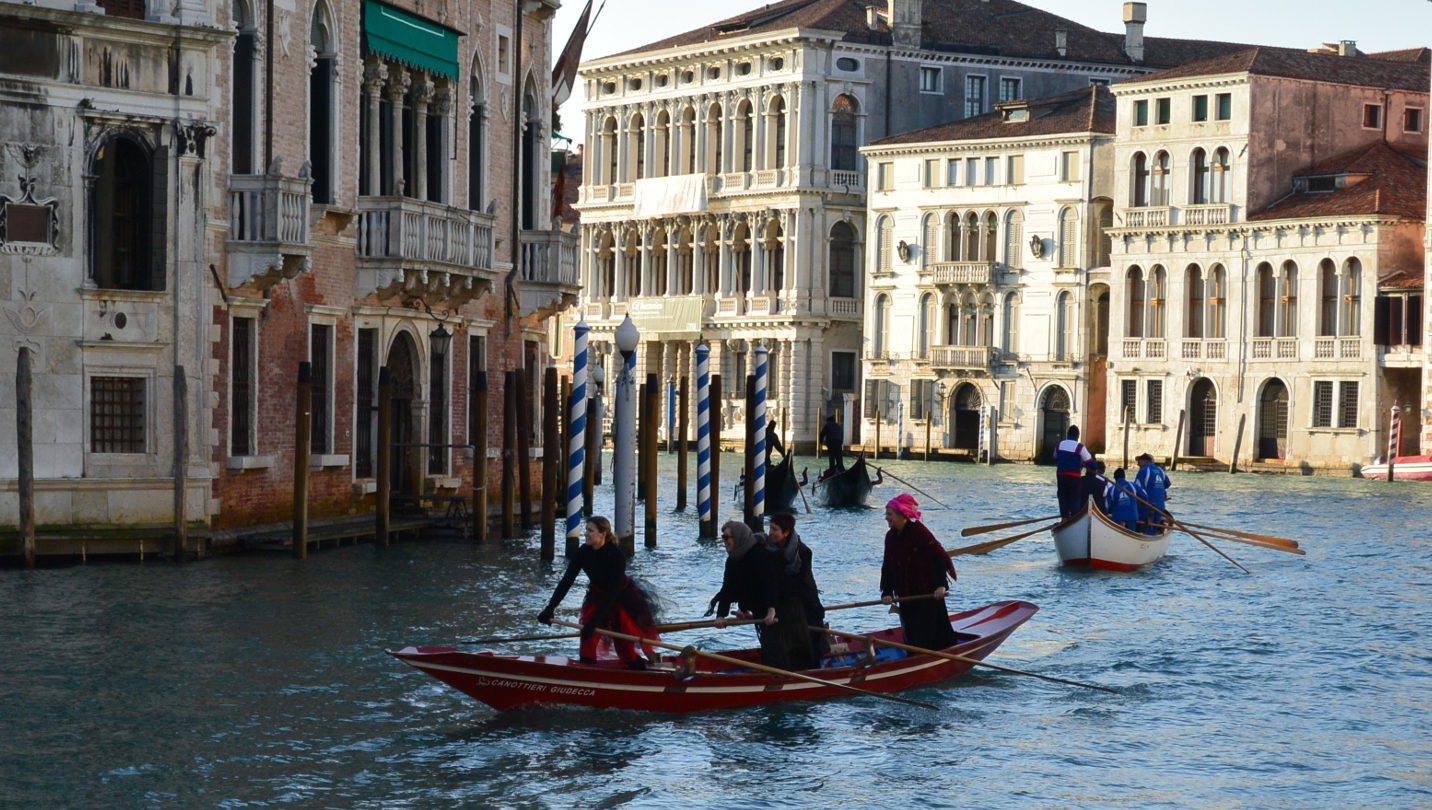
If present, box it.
[537,516,661,668]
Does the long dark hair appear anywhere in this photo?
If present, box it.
[587,516,615,545]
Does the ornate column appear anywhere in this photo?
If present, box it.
[413,75,435,201]
[617,105,631,182]
[431,85,453,203]
[784,81,801,173]
[363,57,388,196]
[386,67,411,196]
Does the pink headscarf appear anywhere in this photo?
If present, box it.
[886,493,921,521]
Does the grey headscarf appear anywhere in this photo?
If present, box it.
[722,521,757,559]
[772,530,804,576]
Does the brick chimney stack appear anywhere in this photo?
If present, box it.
[1123,2,1146,64]
[889,0,922,49]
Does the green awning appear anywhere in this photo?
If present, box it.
[363,0,461,81]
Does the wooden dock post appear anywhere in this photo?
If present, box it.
[924,402,932,462]
[172,365,188,560]
[676,375,689,511]
[292,362,312,560]
[1170,409,1186,471]
[540,366,559,561]
[583,395,596,516]
[562,376,578,556]
[644,372,658,546]
[376,368,392,546]
[516,368,534,531]
[710,374,722,536]
[471,370,488,542]
[17,346,35,568]
[1229,413,1245,474]
[744,374,756,531]
[875,402,882,461]
[501,370,516,538]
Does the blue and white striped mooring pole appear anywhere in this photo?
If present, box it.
[753,343,768,522]
[565,320,589,549]
[696,343,712,536]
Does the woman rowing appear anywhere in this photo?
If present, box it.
[880,494,958,650]
[708,520,800,668]
[537,516,662,669]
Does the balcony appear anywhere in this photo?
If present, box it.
[830,170,863,189]
[226,172,313,288]
[932,261,994,286]
[1379,344,1423,368]
[355,196,496,303]
[1182,204,1233,226]
[1251,337,1298,360]
[1180,339,1229,360]
[1121,338,1166,359]
[930,345,994,372]
[1123,207,1170,228]
[1314,337,1362,361]
[518,229,581,317]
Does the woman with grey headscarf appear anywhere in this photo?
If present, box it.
[707,520,790,668]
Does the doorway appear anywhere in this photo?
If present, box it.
[1188,377,1217,457]
[950,383,981,451]
[1257,378,1289,460]
[1037,386,1071,464]
[386,331,421,496]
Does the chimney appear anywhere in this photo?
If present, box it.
[1338,40,1358,57]
[1055,28,1068,58]
[866,5,883,31]
[889,0,922,49]
[1123,2,1146,63]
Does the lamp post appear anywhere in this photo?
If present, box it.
[613,316,639,553]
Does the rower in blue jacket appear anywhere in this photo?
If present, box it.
[1103,468,1145,532]
[1134,452,1172,535]
[1054,425,1096,518]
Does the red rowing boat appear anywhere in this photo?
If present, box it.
[389,600,1038,712]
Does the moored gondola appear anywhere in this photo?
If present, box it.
[765,454,801,513]
[814,455,874,508]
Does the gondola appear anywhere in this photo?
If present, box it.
[1050,497,1173,571]
[813,455,874,508]
[729,454,802,513]
[388,600,1038,712]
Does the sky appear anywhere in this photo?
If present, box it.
[550,0,1432,139]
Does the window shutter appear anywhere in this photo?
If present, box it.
[1409,295,1424,346]
[1146,380,1163,425]
[1338,382,1358,429]
[1312,381,1333,428]
[864,379,880,419]
[1373,297,1391,345]
[1120,379,1138,423]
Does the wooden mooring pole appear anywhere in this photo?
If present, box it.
[17,346,35,568]
[1170,409,1186,471]
[471,370,488,542]
[710,374,722,535]
[676,375,689,511]
[637,379,648,501]
[583,393,596,516]
[562,376,578,556]
[516,368,534,531]
[172,366,188,560]
[1228,413,1245,474]
[376,368,392,546]
[540,366,559,561]
[744,374,756,531]
[501,370,517,538]
[644,372,658,547]
[292,362,312,560]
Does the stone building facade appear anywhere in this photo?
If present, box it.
[570,0,1247,450]
[1106,46,1428,471]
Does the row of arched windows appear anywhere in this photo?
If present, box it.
[875,204,1109,272]
[1131,147,1232,207]
[873,290,1030,358]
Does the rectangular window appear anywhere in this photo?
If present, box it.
[924,159,940,187]
[1134,99,1149,127]
[877,161,894,191]
[1060,151,1080,182]
[1363,104,1382,129]
[356,328,377,477]
[231,317,255,456]
[831,351,856,392]
[947,159,962,186]
[999,76,1022,102]
[964,75,987,118]
[999,380,1016,420]
[1192,95,1209,122]
[966,157,978,186]
[919,66,941,93]
[1146,380,1164,425]
[984,156,998,185]
[497,34,512,78]
[1215,93,1232,120]
[1405,108,1423,133]
[1006,154,1024,185]
[1120,379,1138,424]
[310,323,332,454]
[1155,97,1171,125]
[1312,381,1334,428]
[1338,381,1359,429]
[910,380,928,420]
[863,379,881,419]
[91,376,146,453]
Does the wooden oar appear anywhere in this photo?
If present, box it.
[960,515,1062,537]
[820,627,1118,695]
[870,464,948,508]
[1097,476,1249,574]
[821,593,940,612]
[1178,521,1300,550]
[1179,527,1306,555]
[551,619,936,710]
[795,467,813,514]
[948,522,1062,556]
[459,618,765,645]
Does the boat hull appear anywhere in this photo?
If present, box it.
[1359,455,1432,481]
[389,600,1038,712]
[1051,499,1172,571]
[765,455,801,513]
[816,456,873,508]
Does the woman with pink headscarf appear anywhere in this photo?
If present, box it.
[880,494,958,649]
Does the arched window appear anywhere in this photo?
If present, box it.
[829,222,856,298]
[651,228,669,296]
[979,294,995,347]
[922,213,939,269]
[308,3,337,202]
[702,224,720,294]
[917,293,934,359]
[873,293,891,357]
[1001,292,1020,354]
[876,215,894,271]
[92,134,162,290]
[597,231,615,300]
[1132,152,1149,207]
[1151,151,1171,206]
[468,63,488,209]
[678,106,697,174]
[946,211,962,261]
[601,116,618,185]
[628,112,645,180]
[1004,209,1024,269]
[1057,207,1078,268]
[736,100,754,172]
[732,222,751,295]
[1257,262,1276,337]
[963,211,979,260]
[1186,264,1205,338]
[520,80,541,224]
[983,211,998,262]
[1211,147,1231,204]
[1096,202,1113,267]
[1342,258,1361,336]
[1148,264,1167,337]
[653,110,671,177]
[1319,258,1338,337]
[1055,291,1074,360]
[677,227,695,294]
[706,103,723,174]
[766,96,787,170]
[1126,266,1145,338]
[621,230,640,299]
[1208,264,1227,339]
[961,293,979,346]
[1279,260,1298,337]
[763,220,785,293]
[232,0,258,175]
[1191,148,1209,205]
[831,94,859,172]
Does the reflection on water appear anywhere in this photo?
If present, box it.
[3,457,1431,808]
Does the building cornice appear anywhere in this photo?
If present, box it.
[1110,213,1414,238]
[1111,72,1248,96]
[863,132,1109,158]
[580,27,841,75]
[1,5,232,46]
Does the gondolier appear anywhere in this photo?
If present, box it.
[1134,453,1171,534]
[537,516,662,669]
[880,494,958,650]
[822,414,845,471]
[1055,425,1096,518]
[767,418,787,468]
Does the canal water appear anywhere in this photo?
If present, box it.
[3,457,1430,808]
